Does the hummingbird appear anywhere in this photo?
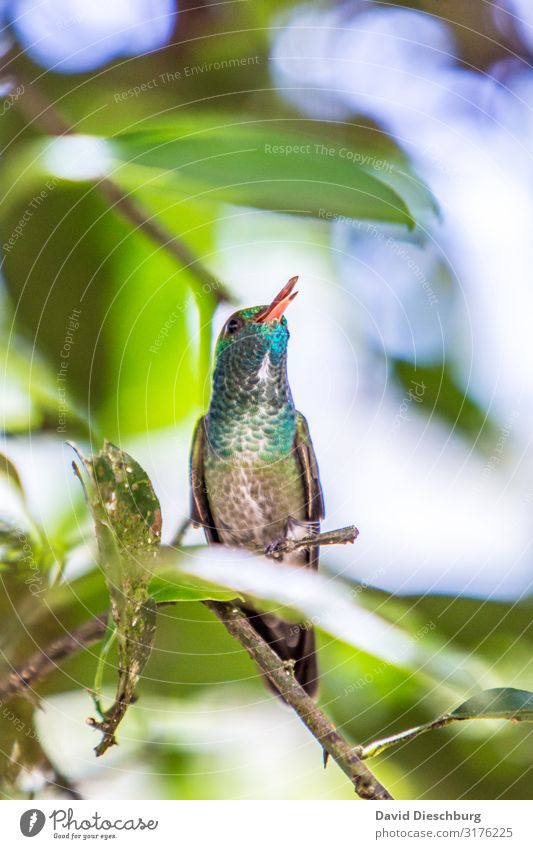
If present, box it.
[189,275,324,697]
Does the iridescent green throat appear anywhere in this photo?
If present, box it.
[206,322,296,462]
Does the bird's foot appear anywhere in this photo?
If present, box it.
[265,537,289,561]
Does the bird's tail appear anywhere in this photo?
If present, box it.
[242,606,318,699]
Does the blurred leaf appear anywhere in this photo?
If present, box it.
[0,186,110,422]
[366,590,533,687]
[392,358,496,442]
[0,520,29,571]
[0,182,199,438]
[0,697,48,795]
[74,441,160,756]
[0,328,78,435]
[158,545,482,693]
[110,120,425,228]
[0,519,50,587]
[150,567,241,603]
[0,453,25,502]
[451,688,533,722]
[371,160,440,227]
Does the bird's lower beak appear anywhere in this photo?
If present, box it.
[254,276,299,323]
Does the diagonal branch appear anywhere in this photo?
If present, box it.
[95,181,234,306]
[0,614,108,702]
[204,600,393,800]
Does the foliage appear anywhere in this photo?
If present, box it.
[0,0,532,802]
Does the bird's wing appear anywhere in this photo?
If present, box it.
[294,412,325,569]
[189,415,221,544]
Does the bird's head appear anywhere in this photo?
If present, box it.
[213,276,298,372]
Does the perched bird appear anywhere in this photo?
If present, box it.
[189,276,324,697]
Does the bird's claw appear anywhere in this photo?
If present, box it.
[265,538,287,560]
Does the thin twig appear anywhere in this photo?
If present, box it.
[359,715,458,760]
[0,614,108,702]
[263,525,358,559]
[171,523,359,557]
[170,517,192,548]
[204,600,393,800]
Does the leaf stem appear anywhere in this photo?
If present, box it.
[359,715,457,760]
[92,613,117,705]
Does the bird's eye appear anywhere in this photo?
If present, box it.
[225,316,243,336]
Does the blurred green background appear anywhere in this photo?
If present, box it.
[1,0,533,800]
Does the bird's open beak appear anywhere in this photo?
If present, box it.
[254,276,299,323]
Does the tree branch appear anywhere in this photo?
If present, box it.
[204,600,393,800]
[0,614,108,702]
[171,522,359,556]
[96,182,234,305]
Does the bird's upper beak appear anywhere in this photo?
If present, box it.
[254,276,299,323]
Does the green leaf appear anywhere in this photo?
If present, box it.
[0,183,199,438]
[84,440,163,559]
[0,329,71,435]
[0,520,28,570]
[0,519,48,585]
[150,568,241,603]
[157,546,482,693]
[359,688,533,760]
[110,120,425,228]
[451,688,533,722]
[74,441,160,756]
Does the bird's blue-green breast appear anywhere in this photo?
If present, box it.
[207,308,296,462]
